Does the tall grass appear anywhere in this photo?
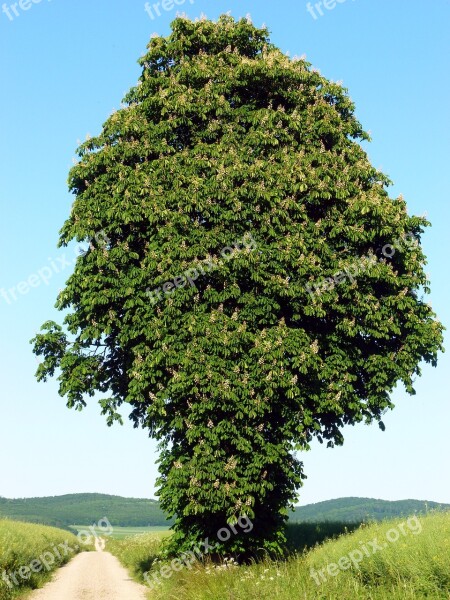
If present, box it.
[107,530,171,583]
[109,512,450,599]
[0,519,85,600]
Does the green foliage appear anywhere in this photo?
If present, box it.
[0,494,172,528]
[31,14,444,557]
[0,520,84,600]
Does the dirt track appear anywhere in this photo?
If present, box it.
[28,538,148,600]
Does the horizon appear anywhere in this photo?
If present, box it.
[1,0,449,506]
[2,492,449,507]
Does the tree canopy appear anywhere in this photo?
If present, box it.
[32,14,444,557]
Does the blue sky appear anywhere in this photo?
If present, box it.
[0,0,449,506]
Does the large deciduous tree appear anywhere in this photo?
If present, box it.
[32,15,444,557]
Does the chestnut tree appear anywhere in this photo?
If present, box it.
[32,15,444,557]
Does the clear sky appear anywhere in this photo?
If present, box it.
[0,0,449,506]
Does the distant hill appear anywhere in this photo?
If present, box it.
[0,493,172,528]
[290,497,450,523]
[0,494,448,528]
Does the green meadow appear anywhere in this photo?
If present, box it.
[107,511,450,600]
[107,529,172,581]
[69,524,170,540]
[0,520,86,600]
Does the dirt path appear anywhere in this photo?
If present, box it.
[28,538,149,600]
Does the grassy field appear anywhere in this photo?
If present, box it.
[69,524,170,540]
[108,512,450,599]
[0,520,87,600]
[107,529,172,584]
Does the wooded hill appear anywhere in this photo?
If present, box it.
[0,493,171,528]
[289,497,449,523]
[1,494,447,528]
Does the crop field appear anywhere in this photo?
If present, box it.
[69,525,170,540]
[0,520,86,600]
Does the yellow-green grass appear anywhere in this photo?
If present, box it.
[0,519,87,600]
[107,530,172,581]
[110,512,450,599]
[69,525,170,540]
